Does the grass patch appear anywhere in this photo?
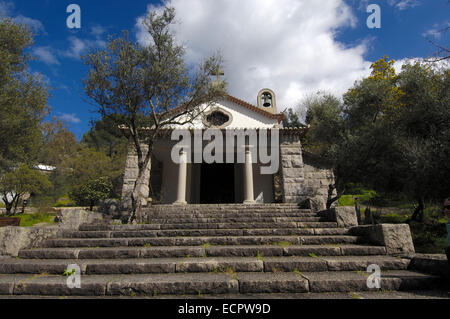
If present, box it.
[54,197,76,208]
[11,213,57,227]
[338,195,356,207]
[202,243,211,249]
[224,266,238,280]
[308,253,318,258]
[338,188,380,207]
[349,292,360,299]
[256,250,263,262]
[293,269,303,276]
[354,270,369,277]
[273,241,292,248]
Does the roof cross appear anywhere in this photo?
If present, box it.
[210,67,225,82]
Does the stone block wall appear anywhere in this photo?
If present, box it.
[279,134,307,203]
[302,154,336,211]
[279,136,336,211]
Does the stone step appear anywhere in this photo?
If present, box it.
[19,245,386,260]
[148,212,320,218]
[147,205,309,211]
[159,222,339,230]
[42,235,362,248]
[300,270,440,293]
[79,222,339,231]
[148,217,326,224]
[5,290,449,299]
[61,228,350,239]
[0,271,438,296]
[0,256,409,275]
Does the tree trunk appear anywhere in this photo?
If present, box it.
[411,197,424,222]
[13,196,20,215]
[4,194,18,216]
[326,184,345,210]
[354,198,362,225]
[128,147,153,224]
[364,207,373,225]
[5,201,13,216]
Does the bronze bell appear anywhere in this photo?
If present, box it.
[262,93,272,107]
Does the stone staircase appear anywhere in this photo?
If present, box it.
[0,204,442,297]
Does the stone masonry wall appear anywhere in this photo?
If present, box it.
[279,134,307,203]
[303,154,336,211]
[121,141,151,209]
[279,136,336,211]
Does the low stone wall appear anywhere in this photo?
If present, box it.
[350,224,415,256]
[408,254,450,282]
[0,226,62,257]
[0,209,104,257]
[55,209,104,229]
[320,207,359,228]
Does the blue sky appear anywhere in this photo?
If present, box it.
[1,0,448,140]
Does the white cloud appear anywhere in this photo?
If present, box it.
[33,46,60,65]
[57,113,81,124]
[0,1,45,33]
[0,0,13,16]
[136,0,372,108]
[422,22,449,40]
[90,25,107,37]
[61,35,106,60]
[387,0,420,10]
[13,14,45,33]
[62,36,88,59]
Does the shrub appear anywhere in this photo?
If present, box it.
[69,177,113,211]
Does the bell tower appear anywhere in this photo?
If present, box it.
[257,89,277,114]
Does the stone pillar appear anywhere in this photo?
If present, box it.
[121,141,151,210]
[243,146,255,204]
[279,134,306,203]
[174,150,188,205]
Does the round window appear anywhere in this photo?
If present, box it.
[206,111,230,127]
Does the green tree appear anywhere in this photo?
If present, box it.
[82,7,226,223]
[282,108,303,128]
[61,147,121,191]
[39,118,79,166]
[393,61,450,220]
[305,57,450,217]
[303,92,344,158]
[81,114,128,158]
[70,177,113,211]
[0,165,52,215]
[0,19,49,174]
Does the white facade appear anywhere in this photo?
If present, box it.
[150,95,282,205]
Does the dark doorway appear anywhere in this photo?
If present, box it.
[200,164,235,204]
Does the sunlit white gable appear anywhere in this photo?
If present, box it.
[171,97,280,129]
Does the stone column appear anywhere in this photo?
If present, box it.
[174,150,188,205]
[243,146,255,204]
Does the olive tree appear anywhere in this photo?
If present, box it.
[0,165,51,215]
[82,7,226,223]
